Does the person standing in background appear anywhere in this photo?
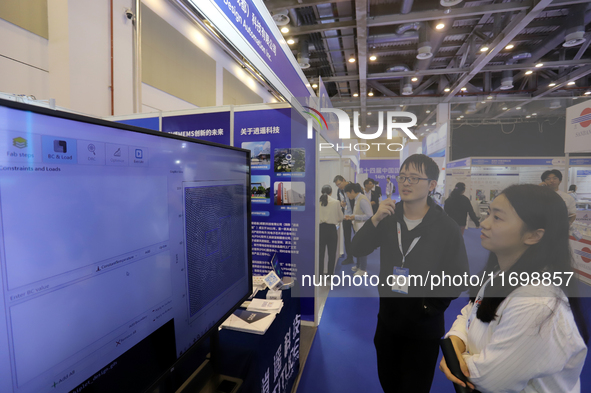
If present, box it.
[364,179,381,215]
[539,170,576,225]
[444,182,480,235]
[333,175,355,266]
[344,182,373,276]
[371,178,383,200]
[318,185,343,277]
[385,176,395,200]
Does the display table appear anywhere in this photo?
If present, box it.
[218,288,301,393]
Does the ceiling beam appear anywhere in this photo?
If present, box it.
[265,0,352,13]
[310,59,591,82]
[444,0,554,102]
[367,1,533,27]
[368,81,398,97]
[493,64,591,118]
[289,20,356,36]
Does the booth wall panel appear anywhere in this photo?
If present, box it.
[451,121,566,160]
[141,5,216,108]
[223,69,264,106]
[0,0,48,39]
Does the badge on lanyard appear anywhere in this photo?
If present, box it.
[391,266,410,294]
[392,222,420,294]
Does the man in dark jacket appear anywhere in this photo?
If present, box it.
[352,154,469,393]
[363,178,381,215]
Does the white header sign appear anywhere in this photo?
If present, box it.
[565,100,591,153]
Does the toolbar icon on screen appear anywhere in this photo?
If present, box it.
[13,137,27,149]
[54,140,67,153]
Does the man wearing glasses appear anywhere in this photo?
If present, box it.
[351,154,469,393]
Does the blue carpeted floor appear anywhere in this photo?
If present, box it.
[297,228,591,392]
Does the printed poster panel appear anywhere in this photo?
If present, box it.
[234,108,316,319]
[162,112,231,145]
[565,100,591,153]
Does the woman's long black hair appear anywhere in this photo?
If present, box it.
[449,182,466,199]
[471,184,588,342]
[319,184,332,206]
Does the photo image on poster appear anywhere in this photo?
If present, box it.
[476,189,486,201]
[274,181,305,209]
[490,189,501,201]
[242,141,271,170]
[274,148,305,173]
[252,175,271,204]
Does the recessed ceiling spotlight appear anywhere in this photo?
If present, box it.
[400,104,404,108]
[535,63,543,68]
[368,112,372,115]
[368,91,374,96]
[444,87,451,92]
[549,83,556,87]
[281,27,289,34]
[526,115,531,118]
[353,93,359,97]
[411,77,418,82]
[456,117,461,120]
[287,39,295,45]
[481,101,486,104]
[459,115,464,118]
[502,107,508,110]
[461,87,467,91]
[369,55,377,61]
[487,95,493,99]
[424,123,428,126]
[505,44,514,50]
[367,125,370,128]
[432,122,436,125]
[568,81,576,86]
[349,55,356,63]
[426,110,431,113]
[312,84,318,88]
[516,106,522,110]
[436,23,445,30]
[585,91,591,95]
[525,70,533,75]
[532,113,537,116]
[480,46,489,52]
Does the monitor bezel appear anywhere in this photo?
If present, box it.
[0,98,253,393]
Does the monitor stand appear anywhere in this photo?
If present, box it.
[175,331,242,393]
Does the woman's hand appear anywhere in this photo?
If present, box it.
[439,336,475,390]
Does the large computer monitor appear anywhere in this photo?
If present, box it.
[0,99,252,393]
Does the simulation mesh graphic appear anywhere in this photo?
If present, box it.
[184,184,246,317]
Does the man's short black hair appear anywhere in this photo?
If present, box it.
[333,175,345,183]
[400,154,439,181]
[541,169,562,182]
[363,179,372,186]
[344,183,362,193]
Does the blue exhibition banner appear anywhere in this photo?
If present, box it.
[471,158,564,166]
[571,158,591,166]
[162,112,231,145]
[209,0,310,98]
[359,159,400,200]
[115,117,159,131]
[447,158,471,169]
[234,107,316,319]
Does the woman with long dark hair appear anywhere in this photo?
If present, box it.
[444,182,480,234]
[319,184,343,276]
[440,184,588,392]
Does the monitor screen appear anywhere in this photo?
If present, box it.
[0,100,251,393]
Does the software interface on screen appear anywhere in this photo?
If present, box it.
[0,104,250,393]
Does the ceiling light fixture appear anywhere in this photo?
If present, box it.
[459,115,464,118]
[368,91,374,96]
[348,55,356,63]
[411,77,418,82]
[281,27,289,34]
[526,115,531,118]
[585,91,591,95]
[287,39,295,45]
[444,87,451,92]
[461,87,467,91]
[426,110,431,113]
[532,113,537,116]
[353,93,359,97]
[502,107,508,110]
[436,23,445,30]
[525,70,533,75]
[516,106,522,110]
[549,83,556,87]
[480,46,489,52]
[481,101,486,104]
[535,62,543,68]
[568,81,576,86]
[456,117,461,120]
[487,95,493,99]
[312,84,318,88]
[368,112,372,115]
[505,44,514,50]
[369,55,377,61]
